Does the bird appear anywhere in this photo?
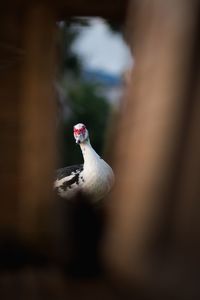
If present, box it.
[54,123,114,202]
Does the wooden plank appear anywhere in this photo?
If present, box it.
[1,0,128,22]
[104,0,198,284]
[56,0,127,21]
[18,3,57,242]
[0,10,23,231]
[175,49,200,254]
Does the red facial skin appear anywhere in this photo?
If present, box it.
[73,126,86,136]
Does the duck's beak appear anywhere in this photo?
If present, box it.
[75,133,84,144]
[75,136,81,144]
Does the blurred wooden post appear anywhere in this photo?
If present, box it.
[19,4,57,242]
[105,0,198,282]
[0,11,23,232]
[175,52,200,255]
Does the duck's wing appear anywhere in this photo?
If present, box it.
[56,164,83,180]
[55,164,84,192]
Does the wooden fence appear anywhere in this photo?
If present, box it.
[1,0,200,299]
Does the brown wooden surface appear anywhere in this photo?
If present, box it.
[18,4,57,242]
[2,0,128,22]
[0,10,24,231]
[175,40,200,253]
[104,0,200,297]
[0,269,118,300]
[0,4,57,243]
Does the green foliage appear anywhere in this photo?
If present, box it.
[60,82,111,166]
[58,18,89,76]
[59,24,81,76]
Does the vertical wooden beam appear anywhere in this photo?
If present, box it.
[19,4,57,242]
[175,55,200,254]
[104,0,198,282]
[0,10,23,232]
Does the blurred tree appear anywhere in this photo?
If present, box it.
[58,18,89,77]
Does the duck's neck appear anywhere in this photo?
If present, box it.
[79,140,100,165]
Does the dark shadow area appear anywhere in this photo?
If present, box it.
[55,193,106,278]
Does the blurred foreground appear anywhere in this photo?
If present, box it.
[1,0,200,299]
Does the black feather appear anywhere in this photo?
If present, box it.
[56,164,83,180]
[55,164,84,192]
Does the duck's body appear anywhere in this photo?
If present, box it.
[54,124,114,202]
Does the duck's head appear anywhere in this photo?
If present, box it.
[73,123,89,144]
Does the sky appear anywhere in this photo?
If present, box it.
[72,18,133,76]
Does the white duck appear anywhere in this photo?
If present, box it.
[54,123,114,202]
